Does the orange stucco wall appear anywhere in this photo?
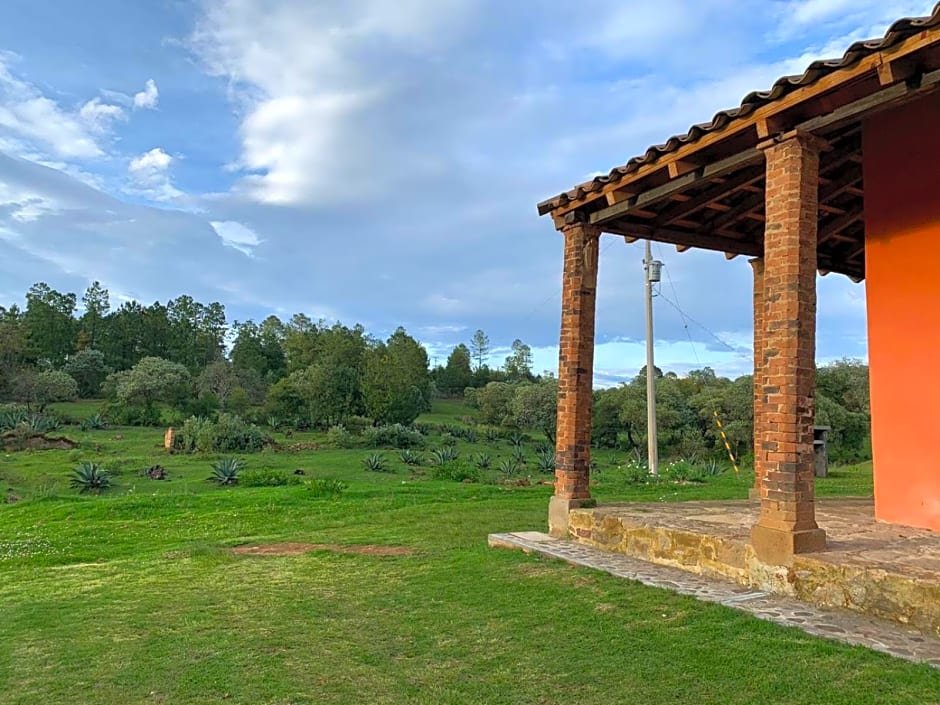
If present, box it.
[864,91,940,531]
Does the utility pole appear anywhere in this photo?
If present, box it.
[644,240,662,476]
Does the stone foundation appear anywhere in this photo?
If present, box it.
[568,498,940,636]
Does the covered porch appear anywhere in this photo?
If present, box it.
[538,6,940,567]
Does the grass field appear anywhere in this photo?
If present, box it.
[1,401,935,704]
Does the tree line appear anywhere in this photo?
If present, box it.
[0,281,871,463]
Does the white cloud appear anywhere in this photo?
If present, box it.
[133,79,159,109]
[0,53,104,159]
[127,147,182,201]
[210,220,262,255]
[79,98,126,133]
[189,0,474,205]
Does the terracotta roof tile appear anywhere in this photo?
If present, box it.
[538,3,940,215]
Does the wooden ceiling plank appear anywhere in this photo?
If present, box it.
[603,222,762,257]
[657,169,764,226]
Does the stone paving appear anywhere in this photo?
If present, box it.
[489,530,940,667]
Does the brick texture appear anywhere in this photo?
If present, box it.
[755,134,822,535]
[749,257,765,493]
[554,220,600,501]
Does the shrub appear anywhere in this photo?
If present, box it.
[101,403,161,427]
[440,432,457,447]
[429,446,459,466]
[622,459,652,485]
[70,462,112,494]
[326,425,357,449]
[177,414,270,453]
[663,459,706,483]
[362,453,392,473]
[239,468,302,487]
[398,449,422,466]
[344,415,373,435]
[430,461,479,482]
[305,478,346,499]
[210,457,244,485]
[362,424,425,449]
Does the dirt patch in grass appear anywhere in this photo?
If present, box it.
[231,542,413,557]
[3,434,79,451]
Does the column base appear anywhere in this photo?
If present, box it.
[750,523,827,565]
[548,496,596,538]
[748,487,761,500]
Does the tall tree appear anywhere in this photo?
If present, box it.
[362,327,431,424]
[470,329,490,371]
[438,344,473,395]
[503,339,533,382]
[80,281,110,348]
[23,282,77,366]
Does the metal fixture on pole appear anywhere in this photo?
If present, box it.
[644,240,662,476]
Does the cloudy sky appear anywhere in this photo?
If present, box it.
[0,0,931,384]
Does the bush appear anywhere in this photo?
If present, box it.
[102,403,161,427]
[663,459,707,483]
[362,453,392,473]
[430,462,479,482]
[326,425,357,449]
[362,424,425,449]
[304,478,346,499]
[176,414,270,453]
[70,462,112,494]
[210,457,244,485]
[344,415,373,435]
[239,468,302,487]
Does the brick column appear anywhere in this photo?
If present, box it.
[749,257,764,500]
[549,219,600,537]
[750,133,826,564]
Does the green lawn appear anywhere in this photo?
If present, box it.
[0,403,932,704]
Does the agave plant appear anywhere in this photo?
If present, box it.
[473,452,492,471]
[210,457,244,485]
[511,447,528,466]
[362,453,391,473]
[80,414,107,431]
[508,432,526,449]
[483,428,500,445]
[535,449,556,473]
[398,449,422,466]
[70,462,112,494]
[498,457,521,477]
[267,415,282,431]
[429,446,460,466]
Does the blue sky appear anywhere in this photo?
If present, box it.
[0,0,931,384]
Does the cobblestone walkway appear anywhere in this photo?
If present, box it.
[489,531,940,667]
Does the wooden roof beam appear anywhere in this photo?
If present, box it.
[603,223,762,258]
[656,168,764,226]
[819,211,864,242]
[588,148,763,227]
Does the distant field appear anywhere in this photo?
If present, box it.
[0,400,928,705]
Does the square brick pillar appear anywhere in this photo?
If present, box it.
[749,257,765,500]
[549,219,600,537]
[750,133,826,564]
